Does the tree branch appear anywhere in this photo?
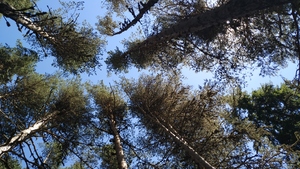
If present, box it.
[0,111,58,157]
[113,0,159,35]
[0,2,55,41]
[119,0,292,62]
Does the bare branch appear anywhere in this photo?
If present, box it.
[113,0,159,35]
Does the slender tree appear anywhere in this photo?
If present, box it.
[87,83,128,169]
[120,74,298,168]
[121,74,222,168]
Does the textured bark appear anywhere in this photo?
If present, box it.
[0,2,55,41]
[109,113,128,169]
[0,111,58,157]
[122,0,292,57]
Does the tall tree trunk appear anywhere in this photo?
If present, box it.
[137,106,215,169]
[109,113,128,169]
[0,111,58,157]
[0,2,55,41]
[122,0,292,56]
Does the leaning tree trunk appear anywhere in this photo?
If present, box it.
[109,113,128,169]
[137,106,216,169]
[122,0,292,57]
[0,111,58,157]
[0,2,55,41]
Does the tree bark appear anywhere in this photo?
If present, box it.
[0,2,55,41]
[109,113,128,169]
[122,0,292,56]
[0,111,58,157]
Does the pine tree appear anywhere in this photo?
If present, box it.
[224,83,300,168]
[0,0,105,73]
[0,43,93,167]
[105,0,299,82]
[87,83,128,169]
[229,82,300,148]
[1,0,300,168]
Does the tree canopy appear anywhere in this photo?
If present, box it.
[1,0,300,168]
[105,0,300,82]
[233,81,300,150]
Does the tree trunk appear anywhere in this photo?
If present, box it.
[109,113,128,169]
[0,2,55,41]
[123,0,292,56]
[0,111,58,157]
[137,106,215,169]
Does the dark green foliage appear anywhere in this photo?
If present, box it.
[44,23,104,74]
[32,14,105,74]
[99,144,118,169]
[50,78,91,126]
[0,155,21,169]
[106,48,130,73]
[43,78,92,167]
[43,142,66,168]
[2,0,105,74]
[63,162,85,169]
[0,0,38,18]
[106,38,184,73]
[106,37,162,73]
[0,42,38,83]
[236,82,300,150]
[87,82,127,122]
[0,47,91,167]
[42,2,105,74]
[0,73,59,144]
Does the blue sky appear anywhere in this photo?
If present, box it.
[0,0,297,91]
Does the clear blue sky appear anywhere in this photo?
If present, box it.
[0,0,297,90]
